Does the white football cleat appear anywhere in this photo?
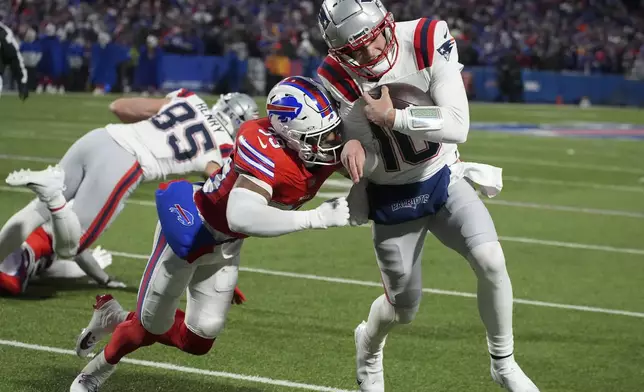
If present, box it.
[75,294,127,358]
[70,350,116,392]
[5,165,66,204]
[355,321,386,392]
[491,355,540,392]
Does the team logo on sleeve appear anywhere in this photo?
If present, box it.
[169,204,195,226]
[267,96,303,123]
[437,38,455,61]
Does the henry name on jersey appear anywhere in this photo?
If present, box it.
[318,18,466,185]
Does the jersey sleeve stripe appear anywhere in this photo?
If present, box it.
[414,18,438,70]
[237,148,275,178]
[177,88,195,97]
[220,144,233,158]
[317,57,361,102]
[239,136,275,168]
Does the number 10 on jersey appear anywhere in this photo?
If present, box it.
[370,124,440,172]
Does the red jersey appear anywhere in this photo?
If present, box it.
[194,118,339,238]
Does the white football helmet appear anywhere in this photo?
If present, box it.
[211,93,259,138]
[318,0,398,78]
[267,76,342,165]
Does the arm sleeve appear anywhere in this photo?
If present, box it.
[74,251,110,284]
[226,187,314,237]
[392,20,469,144]
[1,24,28,85]
[212,130,234,159]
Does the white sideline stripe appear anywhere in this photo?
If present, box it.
[109,250,644,318]
[0,186,157,207]
[7,180,644,219]
[503,176,644,194]
[464,154,644,174]
[496,236,644,255]
[0,132,78,143]
[0,153,58,163]
[0,340,355,392]
[318,190,644,219]
[3,153,643,194]
[326,177,644,194]
[2,186,643,255]
[482,199,644,218]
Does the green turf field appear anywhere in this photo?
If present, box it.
[0,94,643,392]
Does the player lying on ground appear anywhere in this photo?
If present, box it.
[317,0,539,391]
[0,91,258,295]
[68,76,352,392]
[0,204,115,294]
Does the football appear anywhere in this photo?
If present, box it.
[367,83,434,109]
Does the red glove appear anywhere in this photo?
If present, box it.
[231,286,246,305]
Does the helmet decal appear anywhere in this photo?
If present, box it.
[267,96,303,123]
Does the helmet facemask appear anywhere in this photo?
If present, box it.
[330,12,398,79]
[267,76,343,166]
[275,121,343,166]
[212,93,259,137]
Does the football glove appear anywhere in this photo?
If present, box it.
[309,197,350,229]
[231,286,246,305]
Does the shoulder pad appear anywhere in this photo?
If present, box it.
[234,132,279,184]
[413,18,440,70]
[317,55,362,103]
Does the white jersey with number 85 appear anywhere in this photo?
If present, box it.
[106,89,234,181]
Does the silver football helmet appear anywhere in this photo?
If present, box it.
[318,0,398,78]
[211,93,259,137]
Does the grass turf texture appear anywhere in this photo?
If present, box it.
[0,94,643,392]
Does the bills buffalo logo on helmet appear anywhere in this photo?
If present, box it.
[169,204,195,226]
[267,96,303,123]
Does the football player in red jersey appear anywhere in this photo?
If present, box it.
[69,76,351,392]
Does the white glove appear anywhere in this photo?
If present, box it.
[91,246,113,270]
[346,181,369,226]
[104,278,127,289]
[308,197,350,229]
[88,276,127,289]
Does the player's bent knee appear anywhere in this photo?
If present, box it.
[188,315,226,340]
[394,303,420,324]
[468,241,507,278]
[182,327,216,356]
[54,244,78,259]
[140,314,174,336]
[391,288,422,311]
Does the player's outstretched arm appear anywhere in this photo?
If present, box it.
[109,97,170,124]
[226,175,350,237]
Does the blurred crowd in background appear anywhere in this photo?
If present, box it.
[2,0,644,95]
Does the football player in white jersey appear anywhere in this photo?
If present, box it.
[0,90,258,293]
[317,1,539,391]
